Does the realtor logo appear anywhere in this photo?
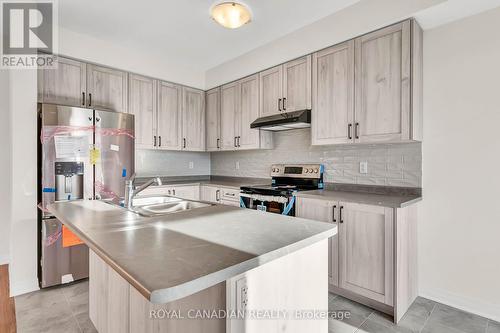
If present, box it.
[1,0,57,68]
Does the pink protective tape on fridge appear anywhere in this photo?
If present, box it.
[40,125,95,144]
[45,229,62,247]
[95,127,135,139]
[94,180,121,200]
[37,202,51,214]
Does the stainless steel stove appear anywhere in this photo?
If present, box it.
[240,164,324,215]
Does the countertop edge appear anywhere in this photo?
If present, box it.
[150,226,337,304]
[294,191,422,208]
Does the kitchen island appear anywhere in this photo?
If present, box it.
[48,200,336,333]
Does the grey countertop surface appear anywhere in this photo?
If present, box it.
[48,200,336,304]
[294,190,421,208]
[135,175,270,189]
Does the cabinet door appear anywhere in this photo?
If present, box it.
[157,81,182,150]
[200,186,220,203]
[86,64,128,112]
[173,185,200,201]
[338,202,394,305]
[354,21,410,143]
[182,87,205,151]
[259,65,282,117]
[38,56,86,106]
[128,74,156,149]
[312,42,354,145]
[220,82,239,150]
[206,88,221,151]
[296,197,339,288]
[238,74,260,150]
[282,55,312,112]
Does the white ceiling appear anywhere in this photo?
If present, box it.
[59,0,360,72]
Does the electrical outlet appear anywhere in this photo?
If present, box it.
[189,161,194,169]
[236,277,248,312]
[235,161,240,170]
[360,161,368,174]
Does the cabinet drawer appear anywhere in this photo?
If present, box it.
[220,188,240,202]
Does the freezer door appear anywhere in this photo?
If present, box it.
[39,104,95,216]
[41,218,89,288]
[94,109,135,200]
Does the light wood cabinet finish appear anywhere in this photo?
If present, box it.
[296,197,339,287]
[338,202,394,306]
[38,57,87,106]
[312,41,354,145]
[282,55,312,112]
[157,81,182,150]
[205,88,221,151]
[259,65,282,117]
[354,21,410,143]
[200,185,220,203]
[220,82,239,150]
[238,74,261,149]
[182,87,205,151]
[86,64,128,112]
[138,185,200,201]
[128,74,156,149]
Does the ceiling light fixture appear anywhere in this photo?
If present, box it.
[210,2,252,29]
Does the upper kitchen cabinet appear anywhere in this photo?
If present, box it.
[38,56,87,107]
[312,41,354,145]
[282,56,312,112]
[220,75,273,151]
[86,64,128,113]
[206,88,221,151]
[128,74,156,149]
[259,55,312,117]
[311,19,422,145]
[182,87,206,151]
[157,81,182,150]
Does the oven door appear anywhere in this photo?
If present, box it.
[240,192,296,216]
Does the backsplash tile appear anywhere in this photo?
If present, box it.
[136,149,210,177]
[211,129,421,187]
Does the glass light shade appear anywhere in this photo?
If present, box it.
[211,2,252,29]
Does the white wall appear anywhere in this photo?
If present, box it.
[205,0,445,88]
[8,70,39,295]
[59,27,205,89]
[0,70,11,265]
[420,7,500,321]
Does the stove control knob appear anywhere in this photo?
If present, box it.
[309,168,314,173]
[304,169,309,173]
[276,168,279,173]
[272,168,275,172]
[314,169,319,173]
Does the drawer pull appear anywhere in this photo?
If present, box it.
[332,205,337,223]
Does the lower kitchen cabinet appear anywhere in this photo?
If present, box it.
[200,185,221,203]
[201,185,241,207]
[296,197,418,323]
[138,184,200,201]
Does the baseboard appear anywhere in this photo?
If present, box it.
[420,288,500,322]
[9,278,39,297]
[0,254,9,265]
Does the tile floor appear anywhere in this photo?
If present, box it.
[14,280,499,333]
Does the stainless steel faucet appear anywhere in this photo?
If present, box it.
[124,173,162,209]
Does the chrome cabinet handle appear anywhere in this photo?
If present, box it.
[216,189,220,201]
[283,97,286,110]
[172,189,176,196]
[332,205,337,223]
[348,124,352,140]
[82,92,85,106]
[278,98,282,111]
[339,206,344,223]
[355,123,359,139]
[88,93,92,107]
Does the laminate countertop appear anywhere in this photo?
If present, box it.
[48,200,336,304]
[294,190,421,208]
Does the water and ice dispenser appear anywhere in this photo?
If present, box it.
[54,162,84,201]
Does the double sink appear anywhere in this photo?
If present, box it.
[109,196,214,217]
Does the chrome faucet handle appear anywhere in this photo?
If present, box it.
[155,177,163,186]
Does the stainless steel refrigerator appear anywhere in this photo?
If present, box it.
[37,103,134,288]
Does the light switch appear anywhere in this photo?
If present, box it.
[360,161,368,174]
[189,161,194,169]
[235,161,240,170]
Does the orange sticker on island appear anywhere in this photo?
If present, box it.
[62,225,83,247]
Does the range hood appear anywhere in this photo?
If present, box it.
[250,109,311,131]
